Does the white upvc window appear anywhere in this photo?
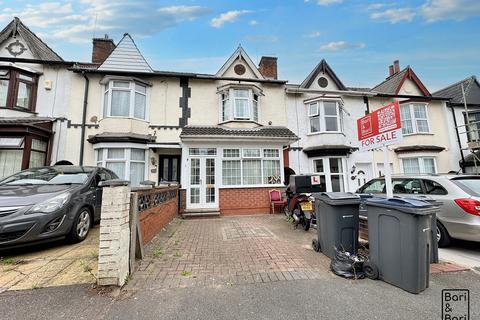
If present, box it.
[220,88,260,122]
[400,103,430,135]
[308,100,341,133]
[96,148,147,186]
[103,80,148,120]
[312,157,346,192]
[401,157,437,174]
[221,148,281,186]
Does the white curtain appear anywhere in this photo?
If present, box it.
[29,151,45,168]
[0,79,8,106]
[106,162,126,180]
[242,160,261,185]
[134,92,146,119]
[111,90,130,116]
[130,162,145,186]
[263,160,280,184]
[0,150,23,179]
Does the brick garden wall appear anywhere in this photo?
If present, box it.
[219,187,285,215]
[136,188,178,245]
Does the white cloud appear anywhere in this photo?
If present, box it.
[366,3,392,10]
[319,41,366,51]
[421,0,480,22]
[370,8,416,23]
[248,20,258,26]
[0,1,211,43]
[304,31,322,38]
[210,10,252,28]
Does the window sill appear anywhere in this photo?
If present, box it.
[307,131,345,137]
[403,132,434,137]
[0,107,37,114]
[100,116,149,123]
[219,119,261,125]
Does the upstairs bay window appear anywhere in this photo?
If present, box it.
[103,81,147,120]
[0,68,38,112]
[221,88,259,122]
[308,100,341,133]
[400,103,430,135]
[222,148,281,186]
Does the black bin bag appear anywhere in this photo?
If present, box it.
[330,248,365,280]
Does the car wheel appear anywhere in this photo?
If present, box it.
[68,208,92,243]
[436,221,451,248]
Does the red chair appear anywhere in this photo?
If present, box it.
[269,189,287,214]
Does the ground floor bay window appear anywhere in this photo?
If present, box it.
[312,157,347,192]
[95,147,147,186]
[0,135,50,179]
[401,157,436,174]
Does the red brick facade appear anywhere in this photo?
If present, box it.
[139,195,178,245]
[219,187,285,215]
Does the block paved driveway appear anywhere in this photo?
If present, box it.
[128,215,333,290]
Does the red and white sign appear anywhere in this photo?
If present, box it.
[311,175,321,185]
[357,101,403,151]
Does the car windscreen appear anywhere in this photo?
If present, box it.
[451,177,480,197]
[0,167,91,186]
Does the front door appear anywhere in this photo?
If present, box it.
[188,157,217,209]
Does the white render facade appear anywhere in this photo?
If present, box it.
[286,60,376,192]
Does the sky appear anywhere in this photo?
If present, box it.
[1,0,479,90]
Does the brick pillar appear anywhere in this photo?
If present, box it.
[97,180,131,286]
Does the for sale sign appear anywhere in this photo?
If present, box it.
[357,101,403,151]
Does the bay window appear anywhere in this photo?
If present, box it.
[96,148,147,186]
[400,103,430,134]
[103,80,148,120]
[312,157,346,192]
[0,68,38,111]
[220,87,260,122]
[308,100,341,133]
[401,157,436,174]
[221,148,281,186]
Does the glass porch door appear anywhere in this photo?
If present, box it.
[188,157,217,209]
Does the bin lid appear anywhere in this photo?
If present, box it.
[315,192,361,205]
[365,197,435,215]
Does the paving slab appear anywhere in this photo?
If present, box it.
[0,226,99,292]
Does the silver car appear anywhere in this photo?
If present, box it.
[357,175,480,247]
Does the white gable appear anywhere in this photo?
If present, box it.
[307,71,341,91]
[0,34,34,60]
[216,47,264,79]
[398,78,423,96]
[98,34,153,73]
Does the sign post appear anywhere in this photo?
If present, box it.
[357,101,402,198]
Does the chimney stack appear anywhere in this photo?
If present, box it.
[389,65,394,76]
[258,56,278,80]
[393,60,400,74]
[92,34,116,64]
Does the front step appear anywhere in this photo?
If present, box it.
[182,209,221,219]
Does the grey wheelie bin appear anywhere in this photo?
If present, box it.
[363,197,436,294]
[313,192,361,259]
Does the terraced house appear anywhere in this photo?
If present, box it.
[65,34,296,216]
[0,18,72,179]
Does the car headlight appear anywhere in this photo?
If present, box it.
[27,192,71,214]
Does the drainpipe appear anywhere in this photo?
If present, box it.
[450,104,466,173]
[79,72,89,166]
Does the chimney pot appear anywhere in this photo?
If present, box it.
[258,56,278,80]
[393,60,400,74]
[389,65,394,76]
[92,36,116,64]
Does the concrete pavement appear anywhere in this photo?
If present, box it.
[0,270,479,320]
[439,239,480,269]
